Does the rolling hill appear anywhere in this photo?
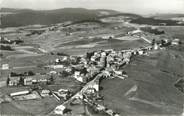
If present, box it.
[1,8,184,28]
[0,8,121,28]
[100,48,184,115]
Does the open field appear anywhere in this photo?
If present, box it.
[12,97,59,115]
[0,102,32,116]
[55,39,148,56]
[100,48,184,115]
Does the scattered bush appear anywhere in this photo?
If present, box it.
[61,71,71,77]
[0,53,3,57]
[27,71,35,76]
[13,39,24,44]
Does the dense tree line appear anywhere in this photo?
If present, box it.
[131,17,184,26]
[140,27,165,35]
[10,71,35,77]
[0,45,14,51]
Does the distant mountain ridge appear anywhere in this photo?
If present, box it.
[0,8,119,14]
[0,8,123,28]
[1,8,183,28]
[0,8,34,13]
[0,8,143,28]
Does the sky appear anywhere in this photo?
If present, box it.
[1,0,184,15]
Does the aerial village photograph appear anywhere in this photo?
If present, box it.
[0,0,184,116]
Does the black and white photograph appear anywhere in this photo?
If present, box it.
[0,0,184,115]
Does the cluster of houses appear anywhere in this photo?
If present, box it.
[48,35,181,85]
[51,47,153,115]
[51,35,183,115]
[83,95,120,116]
[7,85,73,102]
[7,73,52,87]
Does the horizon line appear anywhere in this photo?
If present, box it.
[1,7,184,16]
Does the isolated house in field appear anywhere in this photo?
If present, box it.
[45,64,64,69]
[55,58,60,63]
[49,71,57,75]
[128,29,142,35]
[24,77,33,86]
[146,46,152,51]
[87,79,99,92]
[54,105,66,115]
[1,64,9,70]
[171,39,180,45]
[10,90,30,97]
[131,50,137,55]
[137,49,144,55]
[40,89,51,97]
[92,80,99,92]
[8,76,20,86]
[54,89,70,100]
[85,88,97,95]
[114,70,122,76]
[96,104,106,111]
[101,34,115,39]
[106,109,114,116]
[60,56,68,61]
[153,43,159,50]
[52,65,64,69]
[10,90,41,101]
[132,29,142,34]
[64,67,72,73]
[101,70,111,78]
